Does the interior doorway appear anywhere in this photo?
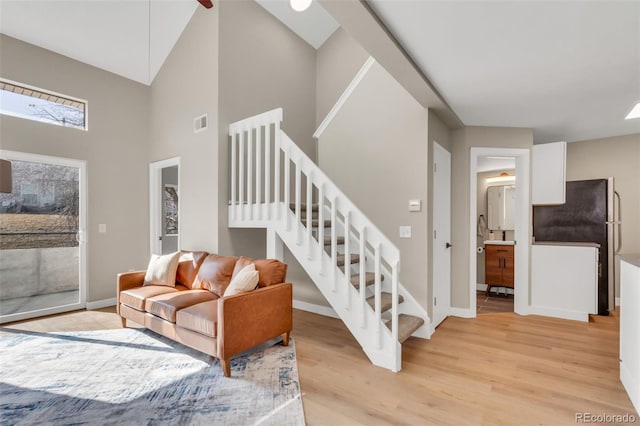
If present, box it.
[0,150,87,323]
[149,158,180,255]
[469,148,530,316]
[475,157,516,314]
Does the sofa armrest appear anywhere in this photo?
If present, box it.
[217,282,292,361]
[116,270,146,315]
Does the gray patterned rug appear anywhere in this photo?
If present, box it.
[0,328,305,426]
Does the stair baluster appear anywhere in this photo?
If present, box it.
[228,108,429,373]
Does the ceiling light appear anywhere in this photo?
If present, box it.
[625,102,640,120]
[290,0,312,12]
[486,172,516,183]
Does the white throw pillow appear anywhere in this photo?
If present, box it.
[143,251,181,287]
[224,264,259,297]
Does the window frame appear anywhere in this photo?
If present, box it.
[0,77,89,131]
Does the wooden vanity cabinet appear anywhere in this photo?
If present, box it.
[485,244,514,293]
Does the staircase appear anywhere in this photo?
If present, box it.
[228,108,430,372]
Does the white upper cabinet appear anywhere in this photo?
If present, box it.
[532,141,566,205]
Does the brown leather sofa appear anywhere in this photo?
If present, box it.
[116,251,292,377]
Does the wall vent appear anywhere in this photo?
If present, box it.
[194,113,208,133]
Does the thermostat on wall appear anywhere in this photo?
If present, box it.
[409,199,422,212]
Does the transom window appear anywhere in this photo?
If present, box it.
[0,78,87,131]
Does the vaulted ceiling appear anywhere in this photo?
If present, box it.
[1,0,638,143]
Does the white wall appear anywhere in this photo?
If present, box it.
[0,35,150,302]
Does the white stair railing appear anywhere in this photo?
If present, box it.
[229,108,428,372]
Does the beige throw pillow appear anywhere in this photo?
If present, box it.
[223,263,259,297]
[143,251,181,287]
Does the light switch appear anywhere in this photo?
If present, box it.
[98,224,107,233]
[399,226,411,239]
[408,199,422,212]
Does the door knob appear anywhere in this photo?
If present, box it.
[445,242,452,248]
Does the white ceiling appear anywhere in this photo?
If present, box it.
[1,1,639,143]
[368,0,640,143]
[0,0,198,85]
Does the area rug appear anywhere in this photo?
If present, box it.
[0,328,305,426]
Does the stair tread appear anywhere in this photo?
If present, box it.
[367,292,404,313]
[336,254,360,266]
[310,219,331,228]
[386,314,424,343]
[289,202,319,212]
[324,236,345,245]
[350,272,383,289]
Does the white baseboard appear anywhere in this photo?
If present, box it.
[616,297,620,307]
[448,307,475,318]
[529,305,588,322]
[293,299,339,319]
[86,298,117,310]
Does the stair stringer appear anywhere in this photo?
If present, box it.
[273,206,402,372]
[229,203,431,371]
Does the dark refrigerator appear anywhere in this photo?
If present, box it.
[533,178,621,316]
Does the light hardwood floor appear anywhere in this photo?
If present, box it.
[2,308,637,425]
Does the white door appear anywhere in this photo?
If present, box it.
[149,158,180,255]
[432,142,451,328]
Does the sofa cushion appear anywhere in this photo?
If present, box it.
[143,251,181,287]
[176,251,208,289]
[231,257,287,288]
[254,259,288,287]
[224,264,259,297]
[145,290,217,323]
[176,300,218,337]
[231,256,254,278]
[192,254,238,297]
[120,285,187,312]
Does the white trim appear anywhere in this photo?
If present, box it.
[616,297,621,307]
[86,298,117,310]
[0,150,87,323]
[293,299,339,319]
[0,303,85,325]
[149,157,180,256]
[448,307,475,318]
[529,306,589,323]
[469,148,530,317]
[313,56,375,139]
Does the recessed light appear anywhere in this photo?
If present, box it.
[625,102,640,120]
[290,0,312,12]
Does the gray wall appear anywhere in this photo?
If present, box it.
[565,133,640,298]
[150,7,220,253]
[318,61,430,311]
[0,35,150,302]
[450,126,533,309]
[217,0,317,300]
[315,27,369,127]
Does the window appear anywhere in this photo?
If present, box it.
[0,78,87,130]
